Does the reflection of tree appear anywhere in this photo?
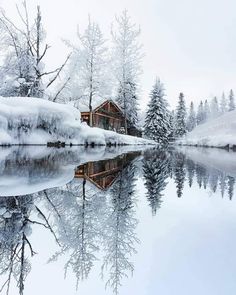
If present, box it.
[0,195,34,295]
[143,149,170,215]
[101,161,139,294]
[185,159,195,187]
[209,169,219,193]
[195,164,209,189]
[228,176,235,200]
[219,172,227,198]
[0,194,60,295]
[173,153,186,198]
[46,179,107,288]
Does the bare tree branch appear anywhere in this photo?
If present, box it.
[46,53,71,89]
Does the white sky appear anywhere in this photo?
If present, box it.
[1,0,236,110]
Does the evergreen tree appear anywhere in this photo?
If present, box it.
[210,96,220,118]
[186,101,196,132]
[196,100,204,125]
[228,89,235,111]
[144,79,170,145]
[168,110,175,140]
[143,150,170,215]
[220,92,227,114]
[204,99,210,122]
[175,92,187,137]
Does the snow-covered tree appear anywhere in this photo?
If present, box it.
[210,96,220,118]
[204,99,210,121]
[144,79,170,145]
[196,101,205,125]
[175,92,187,137]
[168,110,175,140]
[220,92,227,114]
[0,1,68,98]
[112,10,143,133]
[186,101,196,132]
[61,18,110,126]
[143,149,170,215]
[228,89,235,111]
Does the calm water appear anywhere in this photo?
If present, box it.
[0,146,235,295]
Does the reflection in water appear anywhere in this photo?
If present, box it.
[101,159,139,294]
[0,194,59,295]
[143,150,169,215]
[0,147,235,294]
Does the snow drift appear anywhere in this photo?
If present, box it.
[178,110,236,148]
[0,97,153,146]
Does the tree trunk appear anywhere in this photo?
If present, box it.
[89,93,93,127]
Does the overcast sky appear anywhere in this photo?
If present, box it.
[1,0,236,109]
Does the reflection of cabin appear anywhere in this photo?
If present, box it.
[78,98,141,136]
[75,152,141,190]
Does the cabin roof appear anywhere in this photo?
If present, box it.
[73,98,122,113]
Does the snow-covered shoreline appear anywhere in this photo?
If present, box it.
[177,110,236,149]
[0,97,154,146]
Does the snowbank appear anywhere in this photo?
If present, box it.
[177,110,236,148]
[0,97,154,146]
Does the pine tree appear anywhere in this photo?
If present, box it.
[220,92,227,114]
[186,101,196,132]
[228,89,235,111]
[168,110,175,140]
[210,96,220,118]
[175,92,187,137]
[196,100,204,125]
[144,79,170,145]
[204,99,210,122]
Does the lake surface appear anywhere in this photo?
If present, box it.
[0,146,235,295]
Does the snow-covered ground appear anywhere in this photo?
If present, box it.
[178,110,236,148]
[0,97,154,146]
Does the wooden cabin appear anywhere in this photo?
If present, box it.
[80,99,126,133]
[78,98,141,136]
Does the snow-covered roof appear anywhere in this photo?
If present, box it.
[73,97,119,113]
